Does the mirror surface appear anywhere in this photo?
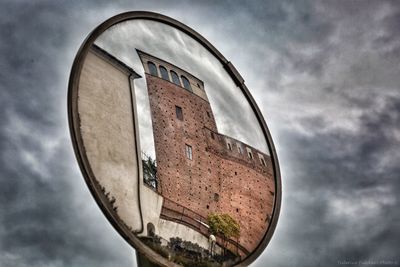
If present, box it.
[72,15,279,267]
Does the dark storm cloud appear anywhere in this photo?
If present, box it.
[253,94,400,267]
[0,1,135,266]
[247,2,400,266]
[1,0,400,267]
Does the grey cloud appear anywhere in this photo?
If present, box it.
[1,0,400,267]
[0,1,135,267]
[255,95,400,266]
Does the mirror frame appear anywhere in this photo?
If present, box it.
[68,11,281,267]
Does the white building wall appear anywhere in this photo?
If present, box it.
[78,48,142,231]
[78,47,217,253]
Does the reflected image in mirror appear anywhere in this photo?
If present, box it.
[76,19,276,266]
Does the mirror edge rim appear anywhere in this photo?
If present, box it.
[67,10,282,267]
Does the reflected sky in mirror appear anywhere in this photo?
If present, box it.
[95,20,269,158]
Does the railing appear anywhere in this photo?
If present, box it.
[161,198,210,236]
[160,197,250,256]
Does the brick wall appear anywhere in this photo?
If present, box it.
[145,64,274,254]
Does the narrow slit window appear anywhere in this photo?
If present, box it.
[260,158,266,166]
[185,144,193,160]
[248,151,253,159]
[176,106,183,121]
[227,143,232,151]
[238,146,242,154]
[159,65,169,81]
[211,132,215,139]
[147,62,158,76]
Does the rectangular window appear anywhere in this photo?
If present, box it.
[227,143,232,150]
[211,132,215,139]
[238,146,242,154]
[176,106,183,120]
[248,151,253,159]
[185,144,193,160]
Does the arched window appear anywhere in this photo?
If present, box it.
[181,75,192,91]
[170,70,181,86]
[159,65,169,81]
[147,62,158,76]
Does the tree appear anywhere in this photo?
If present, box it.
[142,153,157,189]
[207,213,240,255]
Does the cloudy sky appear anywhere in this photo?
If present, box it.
[95,19,269,157]
[1,1,399,267]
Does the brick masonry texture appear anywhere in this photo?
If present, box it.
[142,57,275,254]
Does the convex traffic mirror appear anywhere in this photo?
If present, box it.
[68,11,281,267]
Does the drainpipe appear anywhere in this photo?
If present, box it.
[128,73,144,234]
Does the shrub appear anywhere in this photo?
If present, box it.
[207,213,240,239]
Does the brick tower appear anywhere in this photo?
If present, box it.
[138,50,275,255]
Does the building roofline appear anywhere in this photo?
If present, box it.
[203,126,270,157]
[91,44,142,79]
[136,48,204,85]
[145,72,211,105]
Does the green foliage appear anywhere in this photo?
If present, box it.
[169,237,204,254]
[142,153,157,188]
[207,213,240,239]
[139,235,223,266]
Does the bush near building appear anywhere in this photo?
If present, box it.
[207,213,240,256]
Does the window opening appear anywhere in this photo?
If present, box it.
[181,75,192,91]
[159,65,169,81]
[185,144,193,160]
[147,62,158,76]
[170,70,181,86]
[176,106,183,121]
